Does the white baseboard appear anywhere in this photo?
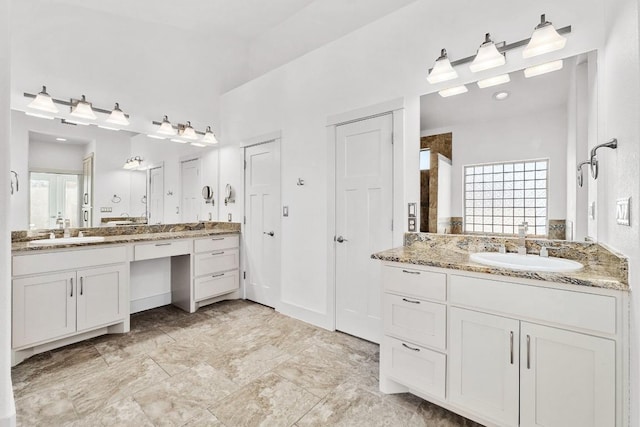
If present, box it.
[130,292,172,314]
[0,411,16,427]
[277,300,333,331]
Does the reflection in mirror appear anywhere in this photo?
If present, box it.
[420,51,596,241]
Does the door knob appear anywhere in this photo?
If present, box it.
[336,236,348,243]
[263,231,275,237]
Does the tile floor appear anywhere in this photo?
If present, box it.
[12,300,483,426]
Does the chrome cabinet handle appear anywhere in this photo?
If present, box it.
[80,277,84,296]
[510,331,514,365]
[263,231,275,237]
[402,269,420,275]
[211,273,225,278]
[335,236,347,243]
[70,278,74,297]
[402,343,420,352]
[211,251,225,256]
[211,237,224,241]
[527,335,531,369]
[402,298,420,304]
[155,243,171,246]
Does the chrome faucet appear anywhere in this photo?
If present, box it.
[517,221,528,255]
[63,219,71,238]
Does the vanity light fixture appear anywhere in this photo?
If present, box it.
[523,14,567,59]
[202,126,219,144]
[70,95,97,121]
[477,74,510,89]
[524,59,563,78]
[180,121,198,140]
[27,86,59,113]
[469,33,506,73]
[438,85,468,98]
[157,115,177,135]
[106,103,130,126]
[427,49,458,84]
[123,156,143,170]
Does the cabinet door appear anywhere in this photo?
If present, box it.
[520,322,616,427]
[449,307,520,427]
[76,265,127,332]
[13,272,76,348]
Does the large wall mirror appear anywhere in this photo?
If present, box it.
[420,51,596,241]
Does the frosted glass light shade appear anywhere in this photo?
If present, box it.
[70,96,97,120]
[438,85,468,98]
[202,126,219,144]
[477,74,511,89]
[524,60,563,78]
[523,15,566,58]
[181,122,198,140]
[470,34,505,73]
[28,86,59,113]
[158,115,177,135]
[106,103,130,126]
[427,49,458,84]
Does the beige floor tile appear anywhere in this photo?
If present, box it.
[15,388,78,427]
[65,397,154,427]
[182,409,224,426]
[93,328,175,365]
[210,372,321,427]
[147,340,220,376]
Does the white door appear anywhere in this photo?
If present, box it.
[449,308,520,427]
[147,164,164,224]
[180,158,200,222]
[335,113,393,343]
[244,141,280,308]
[520,322,615,427]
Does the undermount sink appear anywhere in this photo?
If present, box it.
[28,236,106,246]
[470,252,584,273]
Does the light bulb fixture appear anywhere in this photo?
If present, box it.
[27,86,59,113]
[70,95,97,120]
[180,121,198,140]
[438,85,468,98]
[477,74,511,89]
[469,33,506,73]
[523,14,567,59]
[106,103,130,126]
[157,115,177,135]
[524,59,563,78]
[202,126,219,144]
[427,49,458,84]
[123,156,143,170]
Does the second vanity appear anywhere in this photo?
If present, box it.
[10,222,241,366]
[373,234,629,427]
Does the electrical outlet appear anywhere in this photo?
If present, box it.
[408,217,417,232]
[616,197,631,226]
[100,207,112,213]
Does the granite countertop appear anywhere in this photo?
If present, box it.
[372,241,628,291]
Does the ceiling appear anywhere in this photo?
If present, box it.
[29,131,91,146]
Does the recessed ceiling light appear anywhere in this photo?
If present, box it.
[55,137,67,142]
[493,91,510,101]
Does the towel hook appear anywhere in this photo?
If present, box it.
[576,160,590,187]
[590,138,618,179]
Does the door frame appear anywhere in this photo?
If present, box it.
[242,134,282,310]
[326,97,405,332]
[146,162,164,224]
[178,155,201,222]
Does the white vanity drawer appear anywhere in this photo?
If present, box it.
[194,249,239,276]
[13,246,127,276]
[194,270,239,301]
[383,293,446,350]
[134,240,191,261]
[382,265,446,302]
[450,275,617,335]
[382,335,446,400]
[194,235,239,253]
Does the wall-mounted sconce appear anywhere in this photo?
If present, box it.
[296,178,305,186]
[23,86,130,129]
[123,156,143,170]
[576,160,590,187]
[426,13,571,97]
[202,185,214,205]
[152,117,220,146]
[224,184,235,206]
[590,138,618,179]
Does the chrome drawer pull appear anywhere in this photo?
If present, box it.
[70,278,73,297]
[211,237,224,241]
[80,277,84,296]
[402,298,421,304]
[402,343,420,352]
[211,273,225,278]
[527,335,531,369]
[401,269,420,275]
[211,251,225,256]
[155,243,172,247]
[510,331,514,365]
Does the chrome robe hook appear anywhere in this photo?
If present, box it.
[590,138,618,179]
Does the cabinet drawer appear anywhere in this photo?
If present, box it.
[194,235,239,253]
[382,265,446,302]
[450,275,617,335]
[194,249,239,276]
[134,240,191,261]
[382,335,446,400]
[194,270,239,301]
[13,246,127,276]
[383,293,446,350]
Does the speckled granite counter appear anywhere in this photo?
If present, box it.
[372,233,628,291]
[12,221,240,252]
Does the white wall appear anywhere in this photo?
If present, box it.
[28,140,85,172]
[422,107,568,221]
[0,0,15,424]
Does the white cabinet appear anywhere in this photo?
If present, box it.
[76,265,127,332]
[192,236,240,305]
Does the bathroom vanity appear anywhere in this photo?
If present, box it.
[10,222,241,366]
[373,234,629,427]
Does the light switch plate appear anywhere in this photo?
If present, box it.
[228,213,232,222]
[283,206,289,217]
[589,201,596,220]
[100,207,112,213]
[616,197,631,226]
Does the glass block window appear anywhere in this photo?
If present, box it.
[464,159,548,235]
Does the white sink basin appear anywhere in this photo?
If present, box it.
[28,236,106,246]
[470,252,583,273]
